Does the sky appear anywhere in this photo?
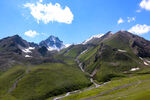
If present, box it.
[0,0,150,44]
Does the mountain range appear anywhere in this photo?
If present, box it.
[0,30,150,100]
[0,35,66,70]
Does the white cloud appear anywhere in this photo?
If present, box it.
[118,17,136,24]
[140,0,150,11]
[39,0,43,2]
[117,18,124,24]
[128,24,150,35]
[41,32,48,36]
[24,30,39,37]
[24,1,74,24]
[136,9,141,13]
[127,17,136,23]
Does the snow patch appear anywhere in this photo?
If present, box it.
[80,49,88,55]
[65,44,72,48]
[28,47,35,50]
[52,37,56,43]
[139,57,149,65]
[139,57,143,60]
[22,47,35,53]
[25,55,32,58]
[146,60,150,63]
[82,34,104,45]
[144,62,149,66]
[130,68,140,71]
[118,49,127,52]
[47,44,69,51]
[47,46,60,51]
[22,48,32,53]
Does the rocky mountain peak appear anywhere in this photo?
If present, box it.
[39,35,65,51]
[0,35,30,49]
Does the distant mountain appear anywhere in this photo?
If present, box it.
[0,35,31,54]
[115,30,150,58]
[1,31,150,100]
[82,34,104,45]
[39,35,65,51]
[0,35,60,70]
[1,31,150,71]
[82,31,113,45]
[62,30,150,82]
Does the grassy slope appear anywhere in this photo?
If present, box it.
[51,34,150,100]
[62,68,150,100]
[0,63,91,100]
[0,66,26,96]
[0,33,149,100]
[104,33,131,51]
[78,46,100,73]
[95,33,144,82]
[77,33,145,82]
[0,45,92,100]
[94,46,143,82]
[54,54,77,66]
[64,45,87,58]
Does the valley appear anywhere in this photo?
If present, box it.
[0,31,150,100]
[1,0,150,99]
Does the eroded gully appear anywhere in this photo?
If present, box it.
[53,50,108,100]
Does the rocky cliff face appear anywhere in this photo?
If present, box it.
[39,35,65,51]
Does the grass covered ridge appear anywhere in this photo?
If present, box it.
[64,45,87,58]
[62,73,150,100]
[0,66,26,96]
[0,63,91,100]
[76,33,145,82]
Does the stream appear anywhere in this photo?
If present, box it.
[53,50,103,100]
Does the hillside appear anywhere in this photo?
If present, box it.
[61,71,150,100]
[62,31,150,82]
[0,31,150,100]
[0,35,66,70]
[46,31,150,100]
[0,63,91,100]
[0,35,92,100]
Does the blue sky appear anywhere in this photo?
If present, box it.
[0,0,150,44]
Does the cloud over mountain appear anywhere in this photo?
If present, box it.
[140,0,150,11]
[128,24,150,35]
[24,30,39,38]
[24,1,74,24]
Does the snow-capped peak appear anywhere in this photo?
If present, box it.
[47,45,61,51]
[39,35,65,51]
[82,34,104,45]
[47,44,72,51]
[65,44,72,48]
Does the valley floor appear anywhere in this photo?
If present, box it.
[50,74,150,100]
[46,52,150,100]
[1,60,150,100]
